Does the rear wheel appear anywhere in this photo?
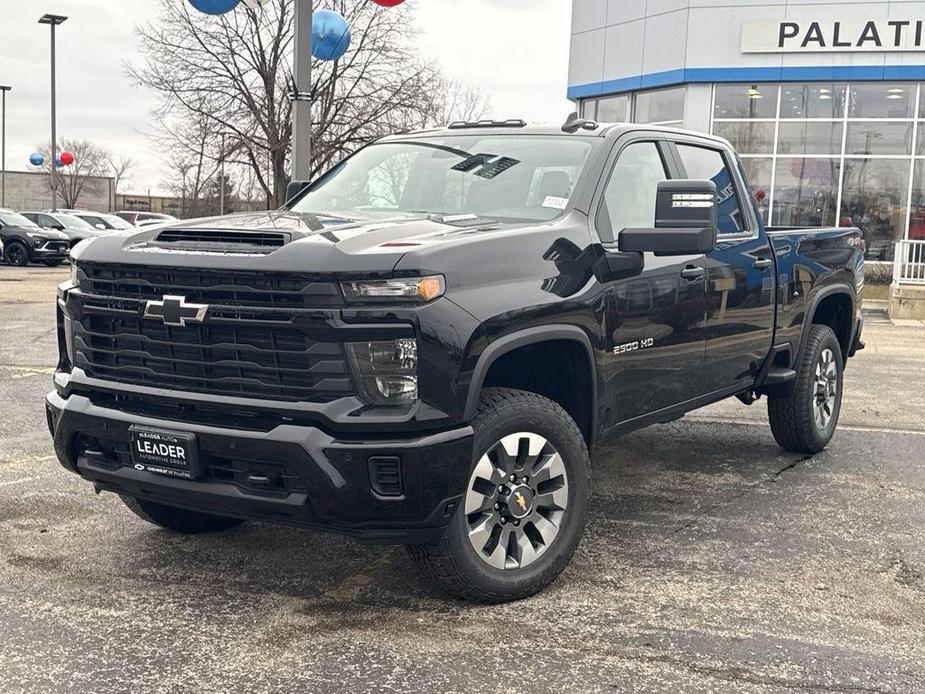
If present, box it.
[120,495,245,534]
[768,325,844,454]
[5,241,30,267]
[408,388,590,602]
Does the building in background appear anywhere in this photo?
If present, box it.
[115,193,266,217]
[568,2,925,266]
[1,170,114,212]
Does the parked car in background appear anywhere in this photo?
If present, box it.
[21,211,107,248]
[70,211,136,232]
[116,211,178,227]
[0,209,70,266]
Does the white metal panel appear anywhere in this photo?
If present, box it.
[646,0,691,15]
[642,9,690,75]
[569,28,607,88]
[686,5,787,70]
[606,0,647,25]
[602,20,646,82]
[572,0,608,35]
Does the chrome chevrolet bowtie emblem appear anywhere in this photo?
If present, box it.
[143,295,209,327]
[514,491,527,513]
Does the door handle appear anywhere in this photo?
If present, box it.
[680,266,705,281]
[753,258,773,270]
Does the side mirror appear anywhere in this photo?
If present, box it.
[95,224,106,230]
[619,180,718,256]
[285,180,310,205]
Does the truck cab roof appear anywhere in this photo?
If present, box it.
[379,119,734,149]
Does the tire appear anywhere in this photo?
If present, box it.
[43,259,64,267]
[5,241,30,267]
[408,388,591,603]
[120,495,245,534]
[768,325,844,454]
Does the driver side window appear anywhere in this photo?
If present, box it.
[599,142,669,242]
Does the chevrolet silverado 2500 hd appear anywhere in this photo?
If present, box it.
[46,119,864,602]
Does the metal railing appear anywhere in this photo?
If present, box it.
[893,240,925,286]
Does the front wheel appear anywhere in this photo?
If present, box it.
[43,259,64,267]
[5,241,30,267]
[768,325,844,454]
[408,388,591,603]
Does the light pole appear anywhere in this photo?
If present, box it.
[0,86,10,208]
[219,132,226,216]
[291,0,312,183]
[39,13,67,213]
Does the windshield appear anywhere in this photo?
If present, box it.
[291,135,596,222]
[56,213,94,230]
[101,214,135,230]
[0,211,39,228]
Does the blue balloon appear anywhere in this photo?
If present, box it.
[54,157,64,168]
[312,10,351,61]
[188,0,241,15]
[29,153,44,166]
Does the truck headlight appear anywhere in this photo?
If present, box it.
[346,338,418,405]
[341,276,445,303]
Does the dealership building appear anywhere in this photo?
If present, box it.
[568,2,925,268]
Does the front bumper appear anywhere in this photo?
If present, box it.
[32,242,69,259]
[46,390,473,544]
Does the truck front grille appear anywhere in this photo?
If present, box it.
[77,262,344,309]
[72,264,353,402]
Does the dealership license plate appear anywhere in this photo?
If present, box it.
[129,426,201,480]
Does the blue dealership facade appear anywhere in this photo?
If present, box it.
[569,2,925,262]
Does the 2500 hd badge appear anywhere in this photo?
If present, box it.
[47,119,864,603]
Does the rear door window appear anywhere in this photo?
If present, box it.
[675,144,748,235]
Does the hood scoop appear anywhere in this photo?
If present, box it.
[153,227,290,253]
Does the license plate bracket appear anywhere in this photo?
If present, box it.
[129,426,201,480]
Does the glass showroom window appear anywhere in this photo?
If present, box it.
[712,84,776,224]
[633,86,685,125]
[598,94,630,122]
[712,81,923,260]
[581,94,630,122]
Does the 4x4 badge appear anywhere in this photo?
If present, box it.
[143,295,209,327]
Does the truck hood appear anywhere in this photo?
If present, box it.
[71,209,530,276]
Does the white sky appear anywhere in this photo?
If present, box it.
[0,0,572,197]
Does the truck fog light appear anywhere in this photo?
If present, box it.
[346,338,418,405]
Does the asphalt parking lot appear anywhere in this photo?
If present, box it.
[1,264,924,693]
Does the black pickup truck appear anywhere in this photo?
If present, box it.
[46,120,864,602]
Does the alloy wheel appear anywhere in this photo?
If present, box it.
[813,347,838,430]
[6,244,28,267]
[464,432,568,570]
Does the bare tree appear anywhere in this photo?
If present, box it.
[157,109,223,217]
[38,139,111,209]
[108,155,135,194]
[129,0,485,209]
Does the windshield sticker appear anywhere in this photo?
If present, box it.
[542,196,569,210]
[475,156,520,179]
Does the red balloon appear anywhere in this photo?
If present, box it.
[371,0,405,6]
[59,151,75,166]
